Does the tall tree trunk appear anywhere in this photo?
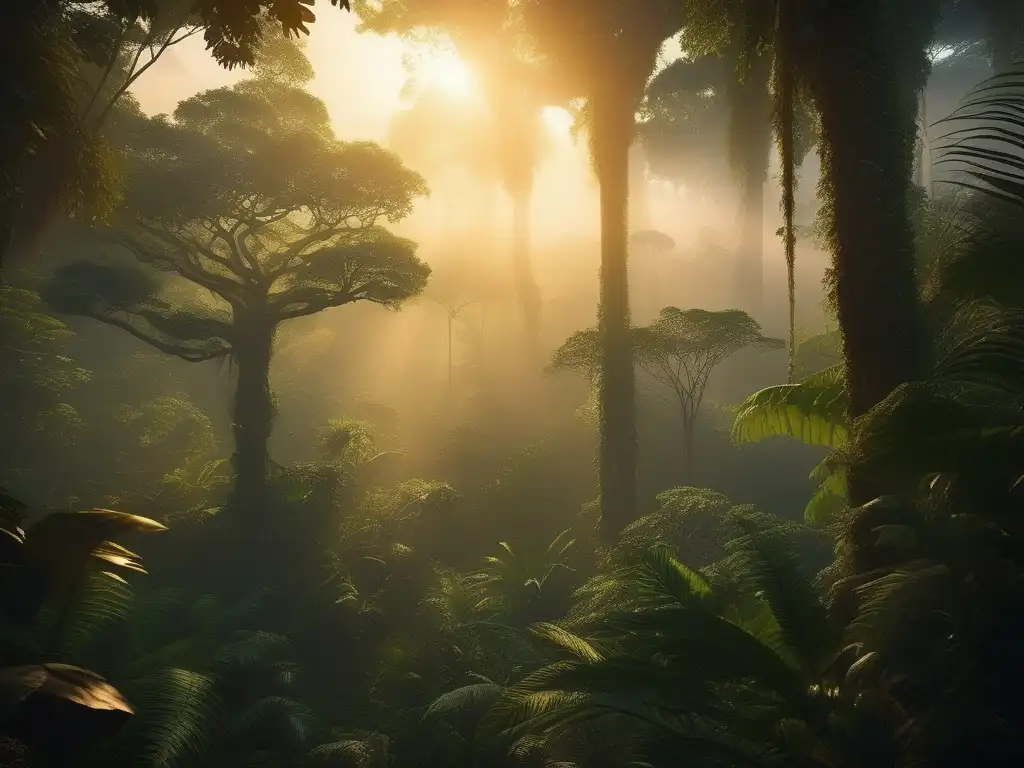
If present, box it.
[592,97,638,539]
[510,183,542,354]
[776,0,798,384]
[628,141,651,231]
[811,3,936,505]
[231,319,276,520]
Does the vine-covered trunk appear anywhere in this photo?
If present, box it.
[511,184,542,354]
[811,3,936,505]
[592,97,638,539]
[776,0,798,384]
[231,319,276,521]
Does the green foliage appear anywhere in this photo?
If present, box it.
[49,49,431,365]
[319,419,378,466]
[474,531,577,624]
[0,286,90,492]
[732,365,849,449]
[484,513,857,767]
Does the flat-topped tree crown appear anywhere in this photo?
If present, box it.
[50,64,430,355]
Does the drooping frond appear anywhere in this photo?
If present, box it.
[726,514,833,672]
[732,364,848,447]
[111,667,218,768]
[227,695,319,749]
[52,570,134,660]
[215,630,292,673]
[423,682,504,722]
[933,69,1024,208]
[529,622,606,662]
[635,545,712,605]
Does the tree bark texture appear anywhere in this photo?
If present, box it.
[810,3,934,505]
[592,97,638,539]
[231,318,276,521]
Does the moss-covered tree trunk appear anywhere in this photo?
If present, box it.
[231,315,276,520]
[811,3,936,505]
[592,96,638,538]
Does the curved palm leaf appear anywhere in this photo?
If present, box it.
[732,365,849,448]
[933,69,1024,208]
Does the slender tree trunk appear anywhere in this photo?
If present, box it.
[777,0,798,384]
[511,184,542,354]
[592,98,638,539]
[231,319,276,520]
[628,141,651,232]
[811,4,936,505]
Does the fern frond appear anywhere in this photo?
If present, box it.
[423,682,504,722]
[112,667,218,768]
[228,695,319,748]
[529,622,606,662]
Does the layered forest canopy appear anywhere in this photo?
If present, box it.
[2,1,1024,767]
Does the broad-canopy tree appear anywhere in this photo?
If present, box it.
[637,308,783,478]
[46,43,430,530]
[552,308,781,481]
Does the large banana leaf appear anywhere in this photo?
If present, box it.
[732,365,849,448]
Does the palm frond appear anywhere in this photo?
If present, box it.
[726,514,833,673]
[215,630,292,673]
[51,570,133,660]
[306,737,381,768]
[423,681,504,722]
[529,622,606,662]
[636,545,711,605]
[228,695,319,749]
[111,667,218,768]
[933,70,1024,207]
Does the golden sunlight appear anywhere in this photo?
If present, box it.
[541,106,575,136]
[416,49,473,97]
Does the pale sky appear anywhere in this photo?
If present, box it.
[132,10,408,143]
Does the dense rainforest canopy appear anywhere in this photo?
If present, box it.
[2,1,1024,767]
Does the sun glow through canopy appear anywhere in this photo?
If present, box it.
[418,49,473,97]
[542,106,574,135]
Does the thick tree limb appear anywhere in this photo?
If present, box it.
[82,309,230,362]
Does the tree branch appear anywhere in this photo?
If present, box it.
[82,309,229,362]
[126,221,247,306]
